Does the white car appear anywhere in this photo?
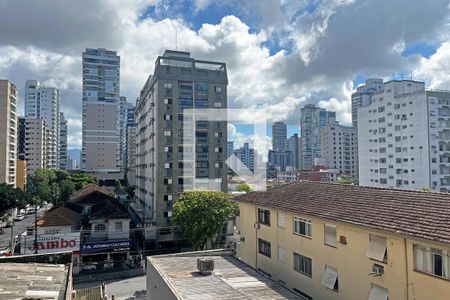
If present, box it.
[15,214,25,221]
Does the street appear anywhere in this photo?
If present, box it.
[0,206,49,251]
[74,275,146,300]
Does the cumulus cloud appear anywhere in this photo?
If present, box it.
[0,0,449,148]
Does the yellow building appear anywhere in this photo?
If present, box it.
[16,159,26,190]
[235,181,450,300]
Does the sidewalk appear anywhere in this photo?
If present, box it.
[74,268,145,284]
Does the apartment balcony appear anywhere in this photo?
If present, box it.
[440,176,450,186]
[439,142,450,152]
[439,106,450,117]
[440,164,450,175]
[440,154,450,163]
[439,119,450,128]
[439,130,450,140]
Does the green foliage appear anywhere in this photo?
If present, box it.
[67,172,97,190]
[59,180,75,203]
[125,185,136,200]
[235,183,253,193]
[0,183,27,214]
[173,190,239,250]
[337,175,353,185]
[266,166,277,179]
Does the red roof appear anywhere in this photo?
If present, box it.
[235,181,450,244]
[35,205,82,227]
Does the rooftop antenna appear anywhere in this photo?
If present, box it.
[175,27,178,50]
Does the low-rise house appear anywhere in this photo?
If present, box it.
[234,181,450,300]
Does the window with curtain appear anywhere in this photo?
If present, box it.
[293,252,312,277]
[414,244,450,279]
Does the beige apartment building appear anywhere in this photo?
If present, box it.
[235,181,450,300]
[16,159,27,190]
[23,118,52,176]
[0,80,18,186]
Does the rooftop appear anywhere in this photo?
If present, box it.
[148,250,300,299]
[0,263,69,299]
[235,181,450,244]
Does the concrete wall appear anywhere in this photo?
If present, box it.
[236,201,450,300]
[146,257,177,300]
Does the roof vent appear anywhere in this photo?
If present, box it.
[197,258,214,275]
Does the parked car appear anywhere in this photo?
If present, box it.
[14,214,25,221]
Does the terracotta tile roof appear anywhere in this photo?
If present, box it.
[69,184,109,202]
[235,181,450,244]
[35,204,83,227]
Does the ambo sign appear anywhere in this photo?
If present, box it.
[20,233,80,255]
[80,240,131,254]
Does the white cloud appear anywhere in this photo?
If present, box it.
[318,80,353,124]
[413,42,450,89]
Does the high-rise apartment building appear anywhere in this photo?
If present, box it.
[272,122,287,152]
[81,48,121,175]
[23,118,52,176]
[24,80,60,168]
[227,141,234,158]
[321,122,358,182]
[17,116,26,160]
[358,80,450,191]
[300,104,336,169]
[59,112,68,170]
[287,133,301,170]
[351,78,384,128]
[135,50,228,246]
[0,80,18,186]
[124,105,137,186]
[232,143,256,172]
[119,96,133,169]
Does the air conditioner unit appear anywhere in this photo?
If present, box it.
[197,258,214,275]
[254,223,260,229]
[371,264,384,276]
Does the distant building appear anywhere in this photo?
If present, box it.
[232,143,256,172]
[227,141,234,158]
[25,80,61,169]
[358,80,450,191]
[287,133,301,170]
[16,159,27,190]
[17,116,26,160]
[146,250,300,300]
[67,156,78,170]
[0,80,18,186]
[135,50,228,247]
[23,118,52,176]
[351,78,384,128]
[276,165,338,182]
[235,181,450,300]
[268,150,293,172]
[59,112,68,170]
[272,122,287,152]
[300,104,336,169]
[81,48,121,177]
[320,122,358,182]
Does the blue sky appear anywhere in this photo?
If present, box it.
[1,0,449,149]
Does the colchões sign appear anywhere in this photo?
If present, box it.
[80,240,131,254]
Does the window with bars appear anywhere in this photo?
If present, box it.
[258,239,271,257]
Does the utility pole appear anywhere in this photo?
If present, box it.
[34,197,38,255]
[9,212,14,256]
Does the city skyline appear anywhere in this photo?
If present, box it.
[2,0,449,149]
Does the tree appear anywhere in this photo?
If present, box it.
[337,175,353,185]
[173,190,239,250]
[235,183,253,193]
[0,183,27,214]
[59,179,75,203]
[67,172,96,190]
[125,185,136,200]
[266,166,277,179]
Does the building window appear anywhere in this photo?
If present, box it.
[258,238,271,257]
[277,212,286,228]
[258,208,270,226]
[413,244,450,279]
[115,222,123,231]
[278,246,287,263]
[368,284,388,300]
[94,224,106,232]
[293,252,312,277]
[324,224,337,247]
[164,130,172,137]
[321,265,338,291]
[294,217,312,237]
[366,234,387,262]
